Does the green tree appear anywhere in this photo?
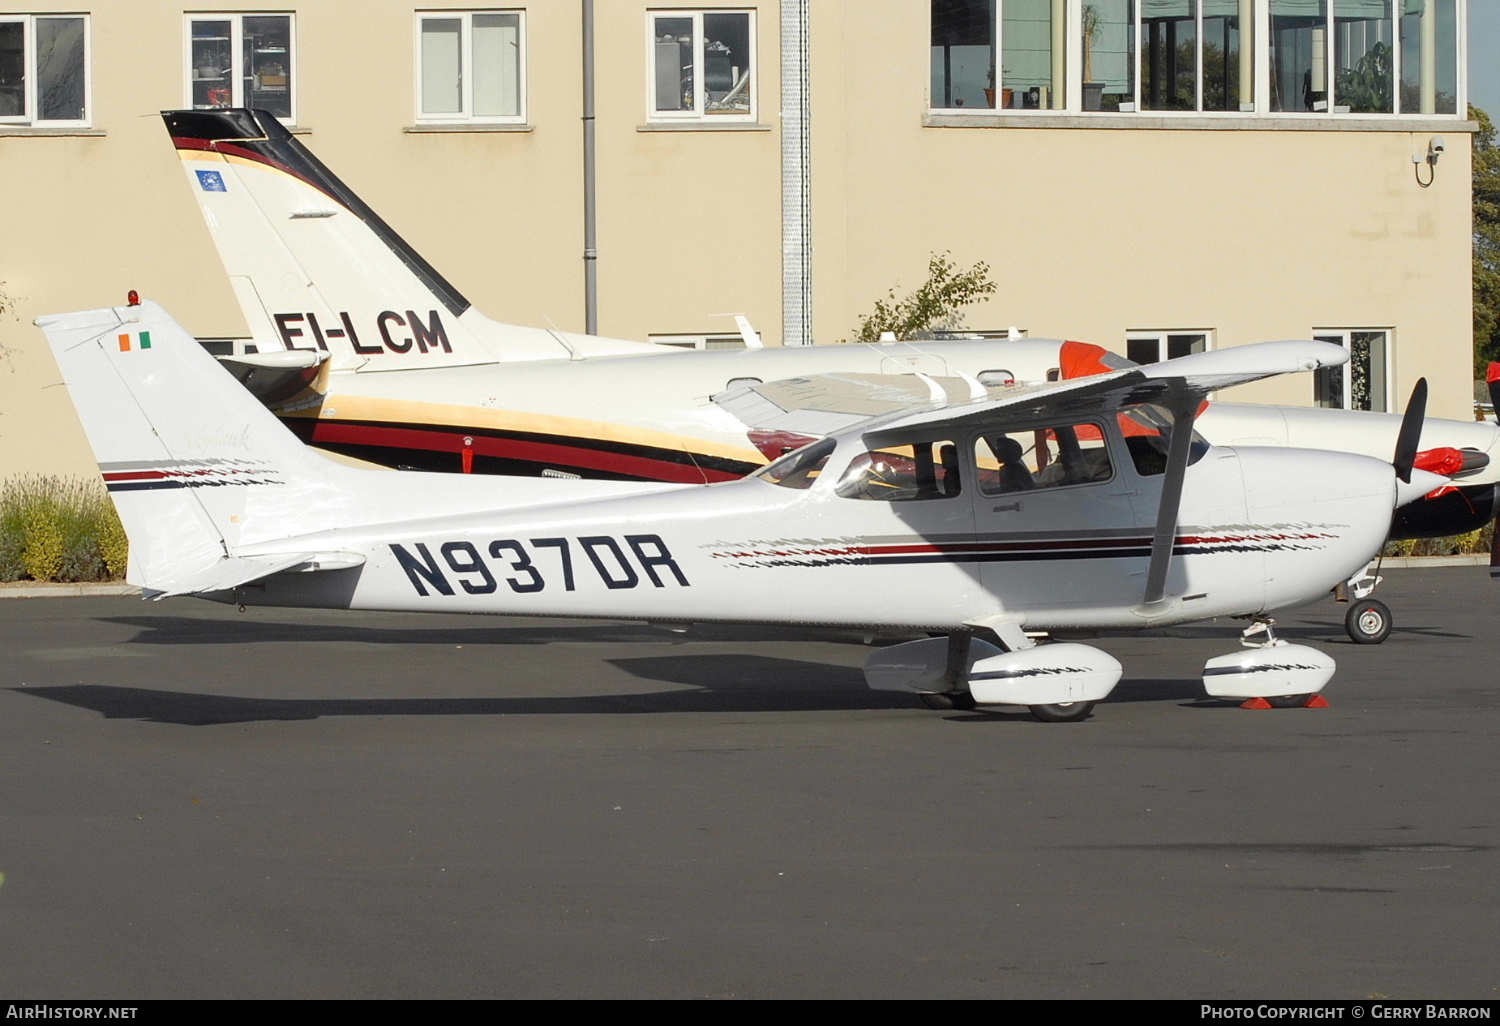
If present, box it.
[851,252,997,342]
[1475,105,1500,374]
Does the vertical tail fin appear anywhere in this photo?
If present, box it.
[163,108,498,370]
[163,108,667,368]
[37,300,342,594]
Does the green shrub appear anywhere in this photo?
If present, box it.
[0,476,128,583]
[1382,521,1494,558]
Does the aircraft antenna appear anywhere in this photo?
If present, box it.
[540,313,585,362]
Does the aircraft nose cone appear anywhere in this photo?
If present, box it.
[1394,468,1450,507]
[1235,447,1399,609]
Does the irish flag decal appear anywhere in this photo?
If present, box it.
[118,331,152,352]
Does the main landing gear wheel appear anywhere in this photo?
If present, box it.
[1345,598,1392,645]
[1028,701,1096,723]
[1265,694,1312,709]
[920,692,977,711]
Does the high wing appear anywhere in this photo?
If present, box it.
[857,341,1354,607]
[717,341,1347,445]
[724,340,1398,611]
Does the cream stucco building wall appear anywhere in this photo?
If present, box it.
[0,0,1476,484]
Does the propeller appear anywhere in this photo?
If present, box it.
[1392,378,1428,484]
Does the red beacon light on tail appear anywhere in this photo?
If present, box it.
[126,290,140,307]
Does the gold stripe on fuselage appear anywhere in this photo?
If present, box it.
[295,394,765,466]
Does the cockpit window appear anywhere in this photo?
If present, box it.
[756,438,835,489]
[974,422,1113,496]
[1118,405,1209,476]
[835,440,962,501]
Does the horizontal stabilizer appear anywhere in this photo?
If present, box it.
[220,350,326,371]
[144,551,366,600]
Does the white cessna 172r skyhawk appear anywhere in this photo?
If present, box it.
[160,107,1500,643]
[38,299,1449,722]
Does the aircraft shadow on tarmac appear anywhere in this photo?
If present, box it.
[96,614,1467,653]
[1114,619,1466,643]
[95,615,895,648]
[13,657,1210,727]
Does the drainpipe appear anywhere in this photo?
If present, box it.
[781,0,811,346]
[583,0,598,334]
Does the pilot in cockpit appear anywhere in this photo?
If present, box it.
[991,435,1035,493]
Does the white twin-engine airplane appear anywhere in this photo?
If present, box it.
[39,300,1450,722]
[161,107,1500,644]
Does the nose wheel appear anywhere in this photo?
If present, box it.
[1345,598,1392,645]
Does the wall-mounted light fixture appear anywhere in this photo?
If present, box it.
[1413,135,1444,188]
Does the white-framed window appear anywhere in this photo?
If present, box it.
[931,0,1065,110]
[186,13,295,123]
[1082,2,1254,113]
[1313,329,1390,411]
[0,14,89,126]
[649,332,748,351]
[416,10,525,123]
[648,9,755,120]
[1270,0,1458,114]
[929,1,1464,118]
[1126,330,1209,365]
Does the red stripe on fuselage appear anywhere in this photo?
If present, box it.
[101,470,168,482]
[306,419,741,484]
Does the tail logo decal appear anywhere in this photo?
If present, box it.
[195,169,228,192]
[99,458,283,492]
[117,331,152,352]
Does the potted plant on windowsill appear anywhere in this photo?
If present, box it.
[1082,3,1105,111]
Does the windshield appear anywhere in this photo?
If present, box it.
[835,441,961,501]
[1118,406,1209,476]
[756,438,835,489]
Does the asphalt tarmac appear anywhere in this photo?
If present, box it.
[0,568,1494,999]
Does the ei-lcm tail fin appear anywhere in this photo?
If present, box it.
[162,108,663,370]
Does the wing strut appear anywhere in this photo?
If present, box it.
[1142,401,1201,607]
